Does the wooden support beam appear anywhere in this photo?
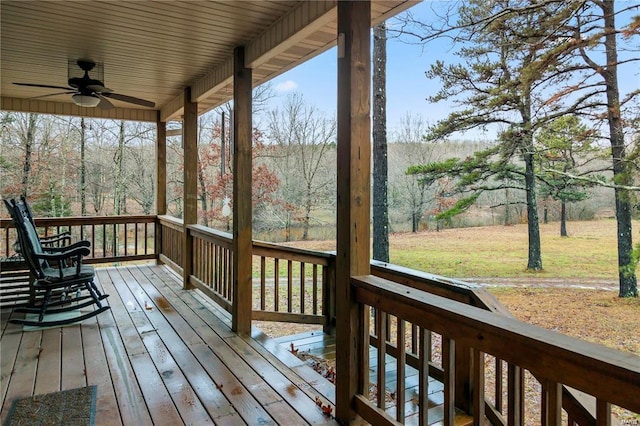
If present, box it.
[335,1,371,423]
[183,87,198,289]
[156,117,167,216]
[156,117,167,264]
[231,46,253,335]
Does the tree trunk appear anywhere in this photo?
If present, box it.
[601,0,637,297]
[21,114,37,198]
[197,153,208,226]
[373,22,389,262]
[504,188,510,226]
[524,138,542,271]
[302,183,312,240]
[80,118,87,215]
[114,121,125,216]
[560,200,567,237]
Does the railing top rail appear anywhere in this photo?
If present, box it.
[352,274,640,413]
[253,239,333,263]
[2,215,156,228]
[157,215,183,225]
[371,260,512,315]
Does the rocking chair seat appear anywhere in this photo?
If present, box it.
[42,264,95,282]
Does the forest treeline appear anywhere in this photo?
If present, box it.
[0,106,624,239]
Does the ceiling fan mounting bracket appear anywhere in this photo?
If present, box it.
[76,59,96,72]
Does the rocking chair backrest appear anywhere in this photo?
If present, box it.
[4,198,47,279]
[16,195,38,229]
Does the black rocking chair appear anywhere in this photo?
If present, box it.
[4,198,110,327]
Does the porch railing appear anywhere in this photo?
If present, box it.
[1,215,156,263]
[3,214,637,424]
[350,275,640,425]
[157,217,334,328]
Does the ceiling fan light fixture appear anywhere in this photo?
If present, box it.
[72,93,100,107]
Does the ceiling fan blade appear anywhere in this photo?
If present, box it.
[29,91,76,100]
[97,94,114,110]
[103,92,155,108]
[14,82,74,91]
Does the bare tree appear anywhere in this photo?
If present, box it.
[268,93,336,240]
[389,113,437,232]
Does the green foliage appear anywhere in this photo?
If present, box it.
[535,115,597,205]
[435,194,480,221]
[32,193,71,218]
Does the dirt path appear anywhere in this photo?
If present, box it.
[462,277,619,291]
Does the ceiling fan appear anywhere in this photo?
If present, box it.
[13,59,155,109]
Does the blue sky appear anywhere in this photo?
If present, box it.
[264,1,640,142]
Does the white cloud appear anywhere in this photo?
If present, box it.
[275,80,298,92]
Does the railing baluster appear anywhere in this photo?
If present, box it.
[396,318,406,422]
[596,399,611,426]
[224,246,228,297]
[260,256,266,310]
[134,222,139,255]
[443,337,456,426]
[312,264,318,315]
[411,323,418,355]
[300,262,305,314]
[287,260,293,313]
[542,380,562,426]
[418,327,430,426]
[508,364,524,426]
[274,258,279,312]
[496,357,503,414]
[376,308,387,410]
[473,349,485,426]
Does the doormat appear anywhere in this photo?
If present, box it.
[4,385,97,426]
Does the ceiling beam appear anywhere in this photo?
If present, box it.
[159,90,185,122]
[1,96,158,122]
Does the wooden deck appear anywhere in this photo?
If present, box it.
[275,333,466,425]
[1,264,338,425]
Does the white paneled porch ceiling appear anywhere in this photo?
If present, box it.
[1,1,416,122]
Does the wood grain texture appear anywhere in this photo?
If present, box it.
[232,45,253,334]
[183,87,198,289]
[335,1,372,423]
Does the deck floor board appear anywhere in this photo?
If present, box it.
[0,264,339,425]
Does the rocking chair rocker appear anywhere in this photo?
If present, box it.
[3,198,110,327]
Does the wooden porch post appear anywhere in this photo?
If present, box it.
[156,116,166,264]
[156,116,167,216]
[232,46,253,334]
[335,1,371,423]
[183,87,198,289]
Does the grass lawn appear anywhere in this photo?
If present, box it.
[289,219,639,280]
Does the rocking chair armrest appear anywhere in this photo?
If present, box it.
[34,246,91,262]
[39,232,71,244]
[35,247,90,278]
[43,240,91,252]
